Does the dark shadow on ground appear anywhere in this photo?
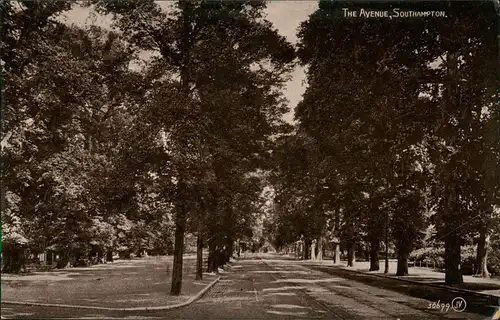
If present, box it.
[307,265,499,317]
[397,277,447,283]
[428,282,500,291]
[239,254,298,261]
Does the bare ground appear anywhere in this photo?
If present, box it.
[1,255,217,308]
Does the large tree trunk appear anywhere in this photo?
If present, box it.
[72,248,83,266]
[369,240,380,271]
[303,239,310,260]
[224,236,233,264]
[347,241,356,267]
[223,246,229,265]
[444,234,463,285]
[228,239,233,260]
[47,250,54,265]
[171,0,193,296]
[475,227,491,278]
[213,244,224,270]
[106,249,113,263]
[196,222,204,281]
[170,197,187,295]
[396,250,409,276]
[317,238,323,261]
[207,241,218,274]
[441,45,463,286]
[442,183,463,284]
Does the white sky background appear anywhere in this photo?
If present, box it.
[62,1,319,124]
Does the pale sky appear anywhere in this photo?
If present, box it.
[62,1,318,124]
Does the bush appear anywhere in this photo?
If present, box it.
[490,235,500,276]
[460,245,476,275]
[488,252,500,276]
[1,242,28,273]
[409,247,445,266]
[411,245,500,276]
[459,245,499,276]
[184,233,197,254]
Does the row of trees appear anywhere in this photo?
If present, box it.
[2,0,295,296]
[267,0,500,284]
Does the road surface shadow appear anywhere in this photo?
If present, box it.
[308,265,499,318]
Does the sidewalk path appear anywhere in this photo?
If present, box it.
[301,259,500,297]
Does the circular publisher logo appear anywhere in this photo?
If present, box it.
[451,297,467,312]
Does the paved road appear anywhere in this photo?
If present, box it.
[1,257,489,319]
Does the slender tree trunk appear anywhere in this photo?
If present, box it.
[333,206,341,265]
[227,238,233,261]
[310,240,316,260]
[215,245,223,270]
[333,242,341,264]
[444,234,463,285]
[396,250,409,276]
[475,227,491,278]
[207,242,215,273]
[317,238,323,261]
[347,241,356,267]
[369,240,380,271]
[195,222,204,281]
[223,246,229,264]
[384,211,389,273]
[97,249,103,264]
